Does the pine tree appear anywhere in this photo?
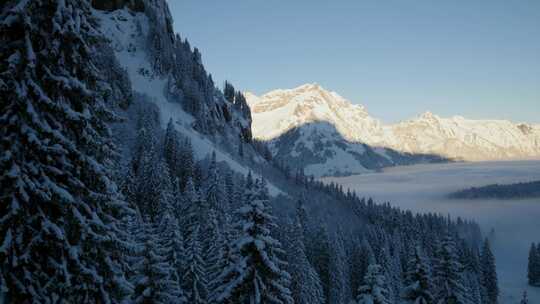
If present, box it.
[520,291,529,304]
[356,264,391,304]
[178,174,209,303]
[205,151,228,220]
[0,1,134,302]
[308,223,332,302]
[163,118,180,179]
[223,81,235,103]
[401,245,434,304]
[533,243,540,286]
[480,239,498,304]
[433,235,468,304]
[180,177,198,237]
[178,138,195,191]
[137,150,175,222]
[378,242,398,302]
[207,214,234,303]
[212,181,293,304]
[131,222,185,304]
[284,213,325,304]
[349,236,377,295]
[204,209,227,299]
[183,223,208,304]
[527,243,540,287]
[462,247,482,304]
[156,213,187,301]
[329,228,352,304]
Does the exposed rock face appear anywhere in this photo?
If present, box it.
[246,84,540,176]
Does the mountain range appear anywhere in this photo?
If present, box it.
[246,83,540,176]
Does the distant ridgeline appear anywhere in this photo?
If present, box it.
[449,180,540,199]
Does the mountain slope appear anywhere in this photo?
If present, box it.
[246,84,540,176]
[92,3,283,194]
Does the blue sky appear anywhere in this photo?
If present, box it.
[167,1,540,123]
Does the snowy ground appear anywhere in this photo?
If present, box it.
[323,161,540,304]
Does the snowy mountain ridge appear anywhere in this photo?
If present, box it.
[246,84,540,176]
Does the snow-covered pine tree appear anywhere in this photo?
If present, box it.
[131,110,159,176]
[212,179,293,304]
[204,209,228,299]
[156,212,187,302]
[224,170,235,207]
[138,149,175,221]
[433,235,468,304]
[207,219,235,303]
[126,120,162,218]
[350,236,377,295]
[303,222,332,302]
[131,221,185,304]
[178,137,195,191]
[284,212,325,304]
[329,227,352,304]
[205,151,229,222]
[356,264,391,304]
[223,81,235,103]
[0,1,134,302]
[377,242,398,302]
[122,163,141,212]
[480,239,498,304]
[461,246,482,304]
[179,175,209,303]
[401,245,434,304]
[193,161,204,190]
[163,118,180,180]
[183,222,208,304]
[180,176,198,236]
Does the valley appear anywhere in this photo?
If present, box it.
[323,161,540,303]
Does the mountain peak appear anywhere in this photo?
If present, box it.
[419,111,439,121]
[295,82,322,91]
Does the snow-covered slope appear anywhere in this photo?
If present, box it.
[93,6,282,195]
[247,84,540,176]
[390,112,540,161]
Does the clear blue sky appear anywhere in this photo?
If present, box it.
[167,1,540,123]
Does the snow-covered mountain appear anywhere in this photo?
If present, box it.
[246,83,540,176]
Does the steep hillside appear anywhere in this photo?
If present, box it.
[247,84,540,176]
[91,2,286,194]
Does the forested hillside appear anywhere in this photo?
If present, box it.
[450,180,540,200]
[0,0,498,303]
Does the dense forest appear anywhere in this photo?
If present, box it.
[0,0,498,303]
[449,180,540,200]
